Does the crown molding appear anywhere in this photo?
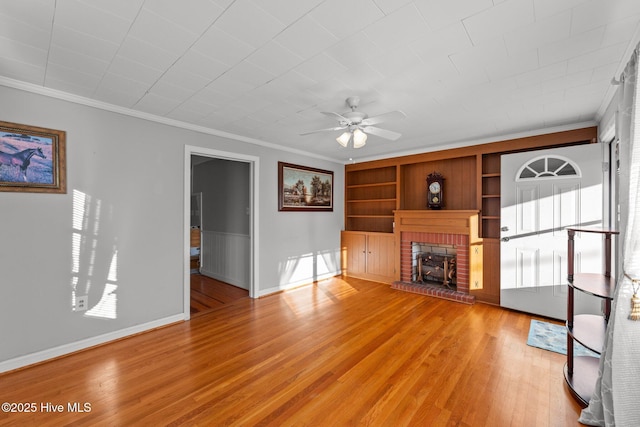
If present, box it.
[595,23,640,121]
[0,77,341,164]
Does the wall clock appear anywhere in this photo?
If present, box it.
[427,171,444,209]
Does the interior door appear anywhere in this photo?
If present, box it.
[190,192,202,273]
[500,144,605,319]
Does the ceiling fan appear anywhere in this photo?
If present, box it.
[301,96,406,148]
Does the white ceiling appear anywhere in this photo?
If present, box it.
[1,0,639,162]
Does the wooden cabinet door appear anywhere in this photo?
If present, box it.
[341,231,395,283]
[342,232,366,276]
[366,233,395,280]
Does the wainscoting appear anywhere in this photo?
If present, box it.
[200,230,250,289]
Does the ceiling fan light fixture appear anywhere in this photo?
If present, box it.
[306,96,404,148]
[336,132,351,147]
[353,129,367,148]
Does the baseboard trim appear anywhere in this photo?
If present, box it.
[256,272,341,298]
[199,268,248,290]
[0,314,185,374]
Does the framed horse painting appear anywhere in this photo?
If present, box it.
[0,121,66,193]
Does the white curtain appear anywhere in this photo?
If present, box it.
[580,45,640,426]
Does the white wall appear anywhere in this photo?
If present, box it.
[0,85,343,371]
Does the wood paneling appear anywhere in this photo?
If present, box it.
[394,209,480,238]
[346,165,396,185]
[401,156,477,210]
[471,238,501,305]
[0,277,583,426]
[200,230,250,289]
[345,127,597,171]
[344,127,599,305]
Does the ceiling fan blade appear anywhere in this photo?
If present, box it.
[361,126,402,141]
[321,111,351,124]
[300,125,347,136]
[361,110,406,126]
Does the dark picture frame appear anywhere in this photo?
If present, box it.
[0,120,66,193]
[278,162,333,211]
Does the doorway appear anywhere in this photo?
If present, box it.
[500,144,606,319]
[183,146,260,320]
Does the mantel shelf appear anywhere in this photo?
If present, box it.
[393,210,481,242]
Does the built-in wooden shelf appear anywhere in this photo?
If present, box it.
[480,153,501,239]
[347,215,394,218]
[347,198,396,203]
[343,127,598,306]
[347,181,395,188]
[345,165,397,233]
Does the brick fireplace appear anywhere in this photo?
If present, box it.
[391,210,481,304]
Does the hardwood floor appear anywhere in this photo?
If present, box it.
[190,274,249,316]
[0,276,583,426]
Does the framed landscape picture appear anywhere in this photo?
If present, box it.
[278,162,333,211]
[0,121,66,193]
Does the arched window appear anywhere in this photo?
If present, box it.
[515,155,581,180]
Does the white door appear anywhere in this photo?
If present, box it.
[500,144,605,320]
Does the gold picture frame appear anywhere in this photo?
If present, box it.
[0,120,66,193]
[278,162,333,212]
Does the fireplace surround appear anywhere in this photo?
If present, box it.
[391,210,481,304]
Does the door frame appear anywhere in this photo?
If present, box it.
[183,145,260,320]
